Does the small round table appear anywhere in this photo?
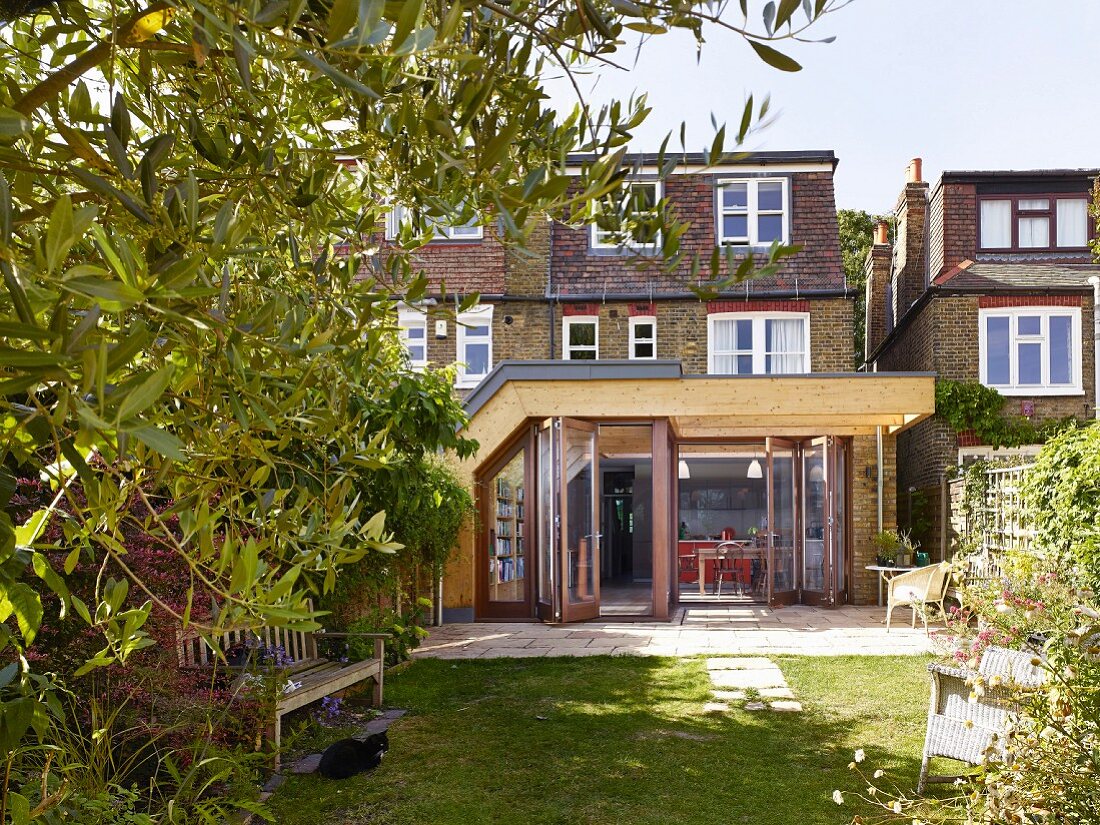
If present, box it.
[865,564,917,607]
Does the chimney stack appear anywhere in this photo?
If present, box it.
[864,221,893,362]
[893,158,930,326]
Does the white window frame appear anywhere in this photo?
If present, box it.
[628,316,657,360]
[978,307,1083,396]
[590,180,662,250]
[455,304,494,388]
[385,205,484,241]
[717,178,790,246]
[562,315,599,360]
[706,311,810,375]
[397,308,428,369]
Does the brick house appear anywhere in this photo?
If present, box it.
[382,152,935,621]
[864,159,1100,554]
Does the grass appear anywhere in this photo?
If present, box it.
[267,655,932,825]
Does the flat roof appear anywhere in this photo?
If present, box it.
[565,150,838,168]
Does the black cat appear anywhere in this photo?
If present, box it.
[317,731,388,780]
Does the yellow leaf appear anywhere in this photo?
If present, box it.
[129,8,175,43]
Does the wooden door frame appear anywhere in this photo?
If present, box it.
[559,418,601,623]
[767,437,801,607]
[474,426,537,620]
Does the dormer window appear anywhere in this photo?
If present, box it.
[979,195,1089,251]
[717,178,789,246]
[385,205,483,241]
[591,180,662,250]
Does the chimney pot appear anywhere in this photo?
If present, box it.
[874,221,889,245]
[906,157,923,184]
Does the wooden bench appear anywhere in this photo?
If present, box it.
[177,623,388,767]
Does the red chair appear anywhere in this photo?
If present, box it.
[678,553,699,584]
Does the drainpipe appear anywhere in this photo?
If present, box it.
[1089,275,1099,420]
[875,425,884,533]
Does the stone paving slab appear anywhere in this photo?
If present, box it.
[708,668,788,689]
[705,657,776,670]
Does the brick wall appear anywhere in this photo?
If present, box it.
[850,432,897,605]
[939,183,977,275]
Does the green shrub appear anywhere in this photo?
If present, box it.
[1021,422,1100,588]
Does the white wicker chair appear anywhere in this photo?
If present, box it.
[885,562,951,632]
[918,646,1046,792]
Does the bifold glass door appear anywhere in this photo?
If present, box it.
[767,439,798,606]
[536,418,601,622]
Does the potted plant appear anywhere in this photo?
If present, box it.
[872,530,900,567]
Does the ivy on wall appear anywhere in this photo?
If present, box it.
[935,380,1073,448]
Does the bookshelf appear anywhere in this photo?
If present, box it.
[489,473,525,602]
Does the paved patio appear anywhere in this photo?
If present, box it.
[413,605,943,659]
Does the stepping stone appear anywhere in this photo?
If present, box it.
[769,700,803,712]
[709,669,788,690]
[706,657,775,671]
[262,773,286,793]
[289,753,322,774]
[711,689,746,701]
[360,708,407,737]
[759,687,795,699]
[703,702,730,713]
[744,701,767,711]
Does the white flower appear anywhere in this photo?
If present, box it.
[893,801,903,813]
[874,769,885,778]
[832,790,844,805]
[854,748,865,763]
[994,601,1014,614]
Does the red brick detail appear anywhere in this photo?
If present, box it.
[956,430,983,447]
[628,302,657,317]
[562,302,600,316]
[977,295,1083,309]
[706,299,810,314]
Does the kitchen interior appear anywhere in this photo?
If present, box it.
[677,443,774,604]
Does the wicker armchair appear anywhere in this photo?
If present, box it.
[885,562,951,632]
[918,646,1047,792]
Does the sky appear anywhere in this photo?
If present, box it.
[542,1,1100,213]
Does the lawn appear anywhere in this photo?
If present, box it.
[268,655,932,825]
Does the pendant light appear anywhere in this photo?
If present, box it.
[678,459,691,479]
[747,458,762,479]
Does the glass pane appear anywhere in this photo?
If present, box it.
[633,183,657,210]
[1018,342,1042,384]
[489,450,526,602]
[722,215,748,240]
[406,326,425,340]
[986,316,1010,385]
[757,181,784,211]
[834,444,846,592]
[803,444,826,593]
[569,322,596,347]
[564,426,596,609]
[736,319,753,349]
[633,322,654,340]
[633,342,654,359]
[765,318,805,374]
[770,448,796,595]
[722,183,748,210]
[711,319,735,351]
[465,324,490,338]
[1056,199,1088,247]
[1018,217,1050,248]
[1018,198,1049,211]
[1050,315,1073,385]
[1017,315,1041,336]
[757,214,784,243]
[538,428,553,605]
[464,342,490,376]
[712,354,736,374]
[407,344,425,362]
[980,200,1011,248]
[736,354,753,373]
[571,350,597,361]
